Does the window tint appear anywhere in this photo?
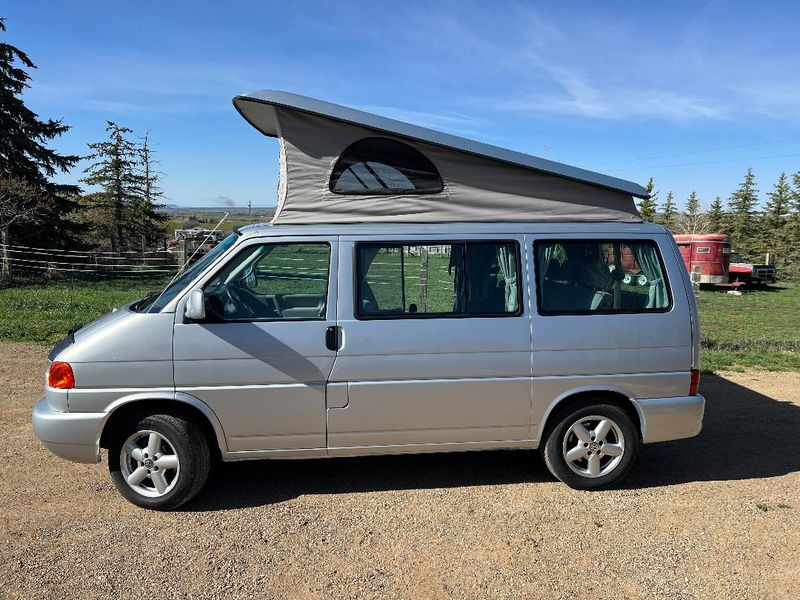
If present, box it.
[536,240,670,314]
[330,138,443,195]
[356,241,520,318]
[203,243,330,321]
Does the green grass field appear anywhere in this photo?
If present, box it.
[0,277,169,344]
[697,283,800,372]
[0,274,797,372]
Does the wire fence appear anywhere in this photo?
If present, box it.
[0,242,180,281]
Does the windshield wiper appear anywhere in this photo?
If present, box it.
[131,291,160,312]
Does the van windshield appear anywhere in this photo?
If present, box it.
[136,233,239,313]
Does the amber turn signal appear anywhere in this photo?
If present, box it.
[48,361,75,389]
[689,368,700,396]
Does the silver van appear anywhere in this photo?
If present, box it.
[33,92,704,510]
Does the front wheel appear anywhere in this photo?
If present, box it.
[109,413,211,510]
[542,403,639,490]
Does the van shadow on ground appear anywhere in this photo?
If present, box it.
[188,374,800,511]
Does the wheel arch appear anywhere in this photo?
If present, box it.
[98,392,227,459]
[536,386,644,446]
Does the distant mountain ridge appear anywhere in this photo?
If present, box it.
[164,205,276,215]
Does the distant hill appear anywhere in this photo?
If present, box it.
[163,205,276,217]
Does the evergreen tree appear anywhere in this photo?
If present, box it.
[637,177,659,222]
[133,132,168,245]
[659,191,678,231]
[762,172,792,262]
[727,168,759,259]
[678,190,707,234]
[707,196,725,233]
[0,17,81,247]
[81,122,144,251]
[791,171,800,226]
[783,171,800,280]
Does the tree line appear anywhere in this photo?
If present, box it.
[1,17,167,255]
[638,169,800,279]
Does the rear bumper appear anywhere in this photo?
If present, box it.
[632,394,705,443]
[32,397,103,463]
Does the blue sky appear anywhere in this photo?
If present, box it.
[5,0,800,209]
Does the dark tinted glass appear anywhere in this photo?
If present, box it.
[536,240,670,314]
[356,241,520,318]
[330,138,443,195]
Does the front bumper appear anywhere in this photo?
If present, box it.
[632,394,705,444]
[32,397,104,463]
[699,275,726,285]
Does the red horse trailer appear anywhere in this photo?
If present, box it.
[673,234,731,284]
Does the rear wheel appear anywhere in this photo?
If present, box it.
[109,413,210,510]
[542,403,639,490]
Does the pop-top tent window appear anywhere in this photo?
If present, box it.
[330,138,444,195]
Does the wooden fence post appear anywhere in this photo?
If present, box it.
[1,227,10,280]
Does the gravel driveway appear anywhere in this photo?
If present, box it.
[1,342,798,599]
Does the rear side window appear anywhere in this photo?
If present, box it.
[330,138,443,195]
[356,241,521,318]
[535,240,671,314]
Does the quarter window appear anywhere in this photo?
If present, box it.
[330,138,443,195]
[536,240,670,314]
[356,241,520,318]
[203,243,330,321]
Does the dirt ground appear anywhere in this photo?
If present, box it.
[0,342,798,599]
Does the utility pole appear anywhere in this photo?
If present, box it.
[248,199,252,224]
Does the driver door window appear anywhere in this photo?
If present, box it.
[203,242,331,321]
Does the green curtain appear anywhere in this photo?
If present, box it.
[496,243,518,312]
[632,243,668,309]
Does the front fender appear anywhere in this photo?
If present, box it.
[97,391,228,455]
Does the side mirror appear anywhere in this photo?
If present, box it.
[184,289,206,321]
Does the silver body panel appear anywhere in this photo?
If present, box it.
[32,221,705,465]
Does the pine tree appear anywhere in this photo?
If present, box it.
[0,17,81,247]
[783,171,800,280]
[637,177,659,222]
[762,172,792,264]
[659,191,678,231]
[679,190,707,234]
[133,132,168,245]
[707,196,725,233]
[791,171,800,227]
[727,168,759,259]
[81,122,144,251]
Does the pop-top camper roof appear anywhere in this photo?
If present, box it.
[233,90,647,225]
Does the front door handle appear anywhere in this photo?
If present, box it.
[325,326,341,351]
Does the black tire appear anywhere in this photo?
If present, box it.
[109,413,211,510]
[542,402,639,490]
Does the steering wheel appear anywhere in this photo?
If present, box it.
[226,286,257,319]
